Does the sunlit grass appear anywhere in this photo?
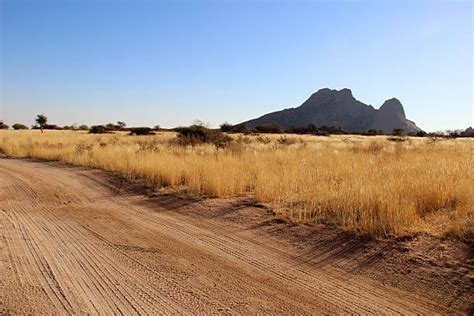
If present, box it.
[1,130,472,239]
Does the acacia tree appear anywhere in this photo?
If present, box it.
[35,114,48,133]
[117,121,126,130]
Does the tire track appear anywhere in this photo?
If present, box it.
[106,195,438,314]
[1,171,186,314]
[0,157,455,314]
[0,165,232,314]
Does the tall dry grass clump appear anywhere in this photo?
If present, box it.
[0,130,472,239]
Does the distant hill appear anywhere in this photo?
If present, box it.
[242,88,422,134]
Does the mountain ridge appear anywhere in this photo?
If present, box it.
[242,88,422,134]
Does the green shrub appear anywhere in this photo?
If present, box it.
[89,125,111,134]
[129,127,155,136]
[255,124,283,134]
[175,125,232,148]
[231,124,252,134]
[220,122,234,132]
[12,123,28,130]
[364,129,383,136]
[392,128,404,136]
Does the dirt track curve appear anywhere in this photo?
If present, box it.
[0,157,464,314]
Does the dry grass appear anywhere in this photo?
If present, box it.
[1,130,472,239]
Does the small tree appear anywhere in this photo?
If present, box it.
[78,125,89,131]
[0,121,9,129]
[106,123,118,131]
[35,114,48,133]
[12,123,28,130]
[117,121,127,130]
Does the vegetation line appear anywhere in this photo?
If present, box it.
[0,130,472,239]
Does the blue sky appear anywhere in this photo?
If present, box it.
[1,0,472,131]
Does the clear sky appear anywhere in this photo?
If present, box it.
[1,0,472,131]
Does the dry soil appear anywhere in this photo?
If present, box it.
[0,157,472,314]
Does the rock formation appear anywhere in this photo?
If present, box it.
[242,88,422,134]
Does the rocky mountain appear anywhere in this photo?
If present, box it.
[242,88,422,134]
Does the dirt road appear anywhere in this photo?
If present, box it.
[0,158,468,314]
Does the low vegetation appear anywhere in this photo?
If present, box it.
[175,125,231,147]
[129,127,155,136]
[0,129,472,239]
[12,123,28,130]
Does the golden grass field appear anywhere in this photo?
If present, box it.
[1,130,472,239]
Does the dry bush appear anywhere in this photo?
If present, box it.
[0,130,472,239]
[276,136,298,146]
[174,125,231,148]
[255,135,271,144]
[236,135,252,144]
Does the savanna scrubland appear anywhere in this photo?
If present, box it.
[1,129,472,239]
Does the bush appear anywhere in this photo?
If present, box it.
[129,127,155,136]
[460,127,474,138]
[106,123,120,131]
[219,123,252,134]
[392,128,404,136]
[285,124,344,136]
[175,125,232,148]
[231,124,252,134]
[447,130,463,138]
[286,124,317,134]
[78,125,89,131]
[12,123,28,130]
[276,136,298,146]
[89,125,111,134]
[32,124,60,130]
[318,126,346,135]
[388,136,408,142]
[363,129,384,136]
[255,124,283,134]
[32,124,61,130]
[220,122,234,132]
[0,122,8,129]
